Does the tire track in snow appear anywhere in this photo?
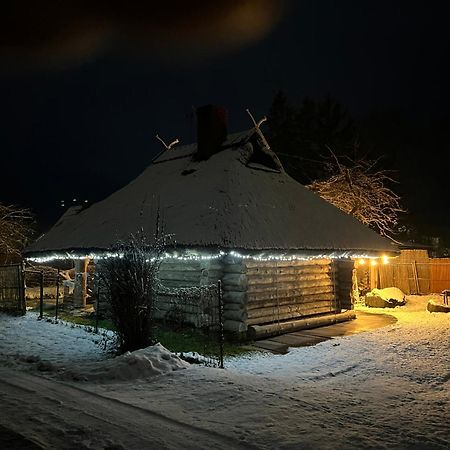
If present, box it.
[0,368,258,450]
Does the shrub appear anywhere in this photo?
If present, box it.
[97,231,167,353]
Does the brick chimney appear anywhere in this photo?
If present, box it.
[195,105,228,161]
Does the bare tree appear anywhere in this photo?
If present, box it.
[97,230,169,353]
[0,203,34,261]
[307,151,404,241]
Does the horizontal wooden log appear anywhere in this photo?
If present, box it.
[247,300,335,319]
[222,273,248,286]
[247,283,333,301]
[247,273,332,286]
[248,299,336,317]
[223,263,247,274]
[248,279,333,294]
[248,291,334,304]
[244,258,332,269]
[205,270,223,278]
[159,270,220,280]
[222,283,247,293]
[247,305,337,325]
[223,303,247,311]
[247,293,336,310]
[247,311,356,340]
[162,260,222,268]
[224,319,247,333]
[248,297,334,314]
[159,262,201,271]
[222,255,243,265]
[246,265,333,276]
[224,309,247,322]
[222,291,247,304]
[158,272,202,282]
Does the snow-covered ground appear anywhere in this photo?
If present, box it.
[0,312,115,376]
[0,296,449,449]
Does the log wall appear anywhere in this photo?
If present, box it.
[219,257,340,329]
[221,256,248,334]
[94,256,347,336]
[155,259,223,328]
[336,260,354,309]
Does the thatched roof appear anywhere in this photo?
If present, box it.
[26,130,397,257]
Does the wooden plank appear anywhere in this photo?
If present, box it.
[412,261,420,294]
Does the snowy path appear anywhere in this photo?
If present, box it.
[92,364,450,449]
[0,296,449,449]
[0,367,253,450]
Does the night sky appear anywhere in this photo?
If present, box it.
[1,1,449,238]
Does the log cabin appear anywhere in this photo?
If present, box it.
[25,105,398,339]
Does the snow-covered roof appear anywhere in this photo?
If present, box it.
[26,129,397,256]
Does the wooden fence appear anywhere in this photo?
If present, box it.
[0,264,25,314]
[374,250,450,294]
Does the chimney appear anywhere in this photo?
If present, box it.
[195,105,228,160]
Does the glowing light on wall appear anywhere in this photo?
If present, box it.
[382,255,389,264]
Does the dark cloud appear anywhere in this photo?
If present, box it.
[1,1,285,69]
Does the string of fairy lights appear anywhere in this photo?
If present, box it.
[25,249,391,265]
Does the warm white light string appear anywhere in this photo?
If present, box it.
[26,249,385,264]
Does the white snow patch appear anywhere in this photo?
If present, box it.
[225,295,449,381]
[369,286,406,301]
[61,343,189,382]
[0,312,112,369]
[0,312,188,381]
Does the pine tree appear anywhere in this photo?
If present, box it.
[267,92,357,184]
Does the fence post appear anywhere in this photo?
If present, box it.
[55,269,60,321]
[19,263,26,315]
[95,285,100,334]
[412,261,420,294]
[217,280,224,369]
[39,271,44,319]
